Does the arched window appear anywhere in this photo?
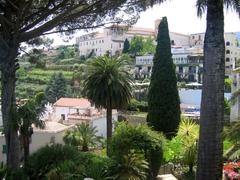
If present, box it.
[226,41,230,46]
[226,50,230,54]
[226,58,230,62]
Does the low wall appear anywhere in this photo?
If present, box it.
[0,127,72,164]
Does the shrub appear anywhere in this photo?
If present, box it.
[24,144,111,179]
[127,99,148,112]
[24,144,80,179]
[110,122,165,179]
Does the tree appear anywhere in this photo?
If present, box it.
[122,39,130,54]
[0,0,160,169]
[83,56,132,155]
[63,123,102,151]
[142,36,156,54]
[196,0,239,179]
[147,17,180,139]
[129,36,145,56]
[45,72,67,103]
[129,36,155,56]
[18,92,46,162]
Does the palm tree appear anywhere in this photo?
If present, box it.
[177,119,199,173]
[83,56,132,155]
[110,153,149,180]
[196,0,239,179]
[18,92,46,162]
[63,123,102,151]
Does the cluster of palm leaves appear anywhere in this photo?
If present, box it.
[224,122,240,160]
[17,92,46,162]
[177,118,199,173]
[63,123,103,151]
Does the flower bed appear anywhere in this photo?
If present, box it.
[223,162,240,180]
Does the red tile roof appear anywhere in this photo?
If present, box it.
[54,98,91,108]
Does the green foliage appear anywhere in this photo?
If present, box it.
[223,122,240,160]
[224,78,232,93]
[122,39,130,54]
[129,36,155,56]
[55,46,76,60]
[63,123,103,151]
[45,72,67,103]
[164,136,183,162]
[224,98,230,115]
[147,17,180,139]
[164,119,199,173]
[110,122,165,179]
[127,98,148,112]
[83,55,132,109]
[109,153,149,180]
[24,144,111,180]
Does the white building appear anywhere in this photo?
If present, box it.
[76,19,190,57]
[190,32,240,76]
[134,47,203,82]
[52,98,118,137]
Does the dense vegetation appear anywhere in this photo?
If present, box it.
[147,17,180,139]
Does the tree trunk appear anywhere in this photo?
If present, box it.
[106,98,112,156]
[0,42,21,170]
[196,0,225,179]
[23,136,30,162]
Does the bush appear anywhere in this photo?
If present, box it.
[127,98,148,112]
[24,144,80,179]
[24,144,111,179]
[110,122,165,179]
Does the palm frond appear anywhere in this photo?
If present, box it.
[196,0,240,17]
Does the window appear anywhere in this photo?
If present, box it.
[226,50,230,54]
[226,41,230,46]
[192,36,195,39]
[171,40,175,45]
[226,58,230,62]
[198,35,201,40]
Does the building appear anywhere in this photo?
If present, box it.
[51,98,118,137]
[134,47,204,82]
[0,121,73,163]
[76,19,190,57]
[230,67,240,122]
[190,32,240,76]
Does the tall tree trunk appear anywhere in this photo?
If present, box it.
[0,42,20,170]
[106,97,112,156]
[23,136,30,162]
[196,0,225,179]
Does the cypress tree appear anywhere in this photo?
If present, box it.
[147,17,180,139]
[45,72,67,103]
[122,38,130,54]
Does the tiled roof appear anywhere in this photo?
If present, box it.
[54,98,91,108]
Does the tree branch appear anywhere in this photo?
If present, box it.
[18,0,105,42]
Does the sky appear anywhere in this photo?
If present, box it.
[50,0,240,45]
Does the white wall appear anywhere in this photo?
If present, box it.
[30,130,67,154]
[92,114,118,137]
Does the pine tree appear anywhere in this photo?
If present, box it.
[122,39,130,54]
[45,72,67,103]
[147,17,180,139]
